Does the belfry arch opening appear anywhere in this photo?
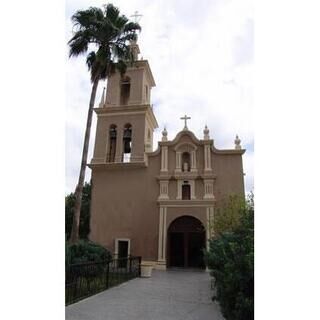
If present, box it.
[167,216,206,269]
[120,76,131,105]
[108,124,117,162]
[123,123,132,162]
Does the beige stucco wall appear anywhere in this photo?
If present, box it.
[89,128,245,263]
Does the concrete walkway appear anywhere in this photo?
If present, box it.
[66,269,224,320]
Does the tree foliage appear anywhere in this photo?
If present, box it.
[213,194,248,237]
[65,181,91,240]
[68,4,141,83]
[205,193,254,320]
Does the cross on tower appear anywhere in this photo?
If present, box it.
[130,10,143,23]
[180,115,191,130]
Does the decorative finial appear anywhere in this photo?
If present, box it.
[234,134,241,150]
[99,87,106,108]
[203,125,210,140]
[180,115,191,130]
[162,127,168,141]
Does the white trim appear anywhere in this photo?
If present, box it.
[114,238,131,257]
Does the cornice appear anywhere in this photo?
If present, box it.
[157,199,216,207]
[156,172,217,180]
[211,146,246,155]
[94,104,158,129]
[88,161,147,170]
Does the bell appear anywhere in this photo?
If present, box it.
[123,129,132,139]
[110,130,117,138]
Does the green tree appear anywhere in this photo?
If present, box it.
[68,4,141,243]
[65,181,91,240]
[213,193,252,237]
[205,194,254,320]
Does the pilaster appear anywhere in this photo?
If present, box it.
[115,129,123,162]
[175,151,182,173]
[204,144,212,172]
[156,206,167,270]
[191,150,197,173]
[203,179,215,199]
[158,180,169,200]
[160,146,168,172]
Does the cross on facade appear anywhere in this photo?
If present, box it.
[130,10,143,23]
[180,115,191,130]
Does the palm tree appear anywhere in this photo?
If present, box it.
[68,4,141,243]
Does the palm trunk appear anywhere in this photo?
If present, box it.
[69,78,99,244]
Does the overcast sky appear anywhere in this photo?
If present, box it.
[65,0,253,194]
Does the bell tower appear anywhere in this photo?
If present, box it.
[90,40,158,166]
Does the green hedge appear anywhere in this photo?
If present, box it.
[66,240,112,266]
[205,209,254,320]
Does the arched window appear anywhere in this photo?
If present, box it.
[182,182,191,200]
[108,124,117,162]
[120,76,130,105]
[123,123,132,162]
[182,152,191,172]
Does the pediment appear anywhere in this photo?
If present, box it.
[170,130,200,149]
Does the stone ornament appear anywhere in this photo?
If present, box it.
[162,127,168,141]
[203,125,210,140]
[234,134,241,150]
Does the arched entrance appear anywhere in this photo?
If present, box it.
[167,216,206,269]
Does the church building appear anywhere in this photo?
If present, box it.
[88,40,245,270]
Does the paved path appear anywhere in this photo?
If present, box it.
[66,269,224,320]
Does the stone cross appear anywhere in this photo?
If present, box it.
[180,115,191,130]
[130,10,143,23]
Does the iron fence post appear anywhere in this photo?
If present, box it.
[138,256,142,277]
[106,261,110,289]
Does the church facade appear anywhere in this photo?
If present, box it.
[88,42,245,269]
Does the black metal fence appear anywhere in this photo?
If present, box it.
[65,256,141,305]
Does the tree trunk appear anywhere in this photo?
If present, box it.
[69,78,99,244]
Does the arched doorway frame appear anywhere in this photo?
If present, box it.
[156,206,214,270]
[167,215,206,268]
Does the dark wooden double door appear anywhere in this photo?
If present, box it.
[168,216,206,269]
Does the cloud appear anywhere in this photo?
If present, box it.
[65,0,253,194]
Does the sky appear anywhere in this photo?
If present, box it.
[65,0,253,194]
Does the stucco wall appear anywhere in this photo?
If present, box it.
[89,130,245,263]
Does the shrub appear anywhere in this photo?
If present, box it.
[205,195,254,320]
[66,240,112,266]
